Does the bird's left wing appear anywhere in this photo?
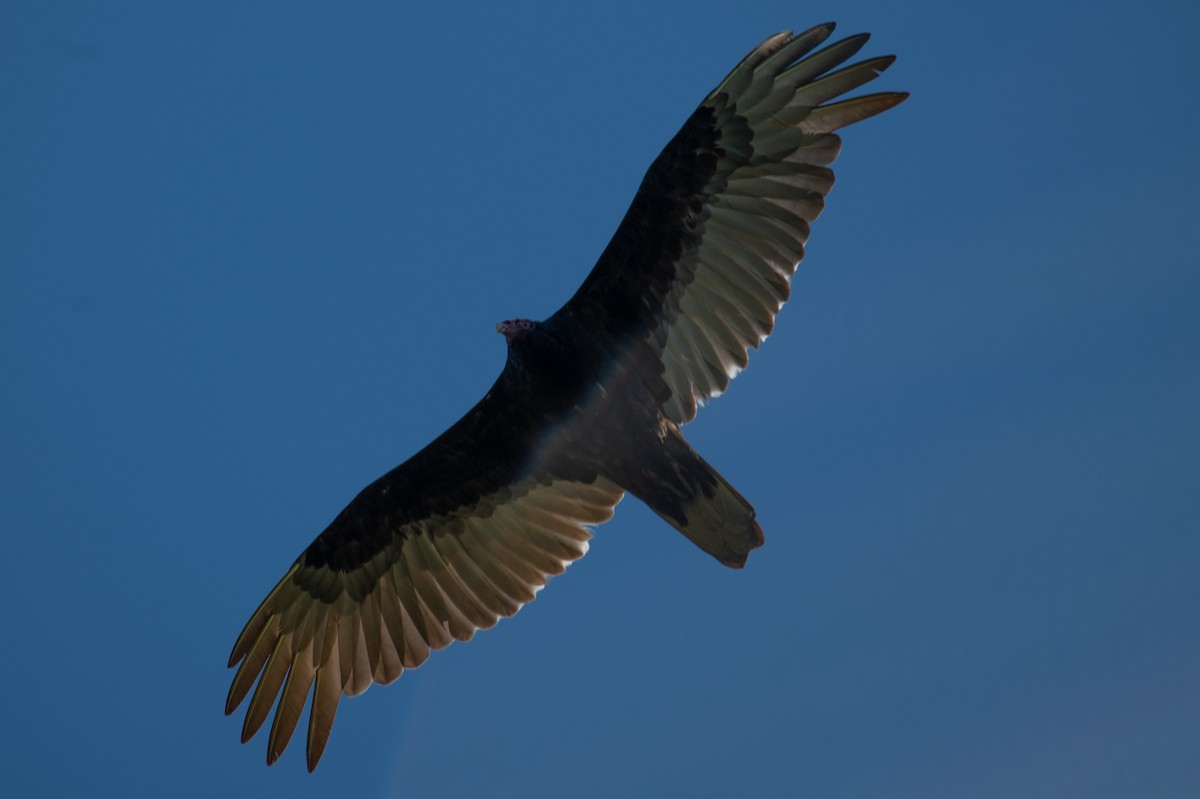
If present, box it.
[226,387,623,770]
[553,24,907,422]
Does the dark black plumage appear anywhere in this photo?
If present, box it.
[227,22,908,771]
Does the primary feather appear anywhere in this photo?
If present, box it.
[227,22,907,770]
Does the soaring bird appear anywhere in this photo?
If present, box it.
[227,22,907,770]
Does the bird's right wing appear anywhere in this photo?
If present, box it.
[226,382,623,771]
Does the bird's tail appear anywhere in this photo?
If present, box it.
[622,427,764,568]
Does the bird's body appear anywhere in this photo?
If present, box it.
[227,22,907,770]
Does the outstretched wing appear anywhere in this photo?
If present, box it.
[226,382,623,770]
[553,23,908,422]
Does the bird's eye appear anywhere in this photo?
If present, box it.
[519,320,532,329]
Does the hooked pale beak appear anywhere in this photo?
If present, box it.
[496,318,533,343]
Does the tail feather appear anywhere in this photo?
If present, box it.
[669,461,764,568]
[620,427,764,568]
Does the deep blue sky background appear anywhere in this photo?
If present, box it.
[3,1,1198,796]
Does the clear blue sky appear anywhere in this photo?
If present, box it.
[3,1,1198,797]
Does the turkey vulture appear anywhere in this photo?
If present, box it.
[227,22,907,770]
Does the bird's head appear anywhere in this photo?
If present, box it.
[496,318,537,344]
